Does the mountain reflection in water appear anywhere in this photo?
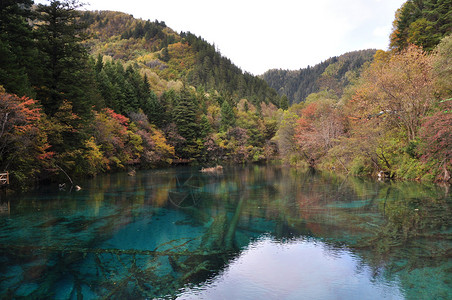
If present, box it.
[0,165,450,299]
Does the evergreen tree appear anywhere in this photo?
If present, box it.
[390,0,452,51]
[142,91,164,127]
[280,95,289,110]
[172,89,200,157]
[95,53,104,73]
[0,0,36,96]
[160,47,170,62]
[200,114,212,139]
[220,100,236,131]
[35,0,95,118]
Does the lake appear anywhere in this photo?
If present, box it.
[0,165,450,299]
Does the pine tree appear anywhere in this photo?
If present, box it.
[95,53,104,73]
[142,91,164,127]
[200,115,212,139]
[280,95,289,110]
[172,89,200,157]
[220,100,236,131]
[390,0,452,52]
[0,0,36,96]
[160,47,170,62]
[173,90,199,140]
[35,0,96,118]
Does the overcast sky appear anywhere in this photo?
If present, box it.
[43,0,407,75]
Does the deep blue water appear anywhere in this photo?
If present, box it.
[0,165,450,299]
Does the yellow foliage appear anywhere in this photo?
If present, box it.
[152,129,175,158]
[83,136,108,175]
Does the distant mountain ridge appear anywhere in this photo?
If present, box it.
[261,49,376,104]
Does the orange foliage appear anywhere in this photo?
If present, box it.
[294,100,346,166]
[0,93,52,177]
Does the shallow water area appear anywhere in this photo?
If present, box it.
[0,165,450,299]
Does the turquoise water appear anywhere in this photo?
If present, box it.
[0,165,450,299]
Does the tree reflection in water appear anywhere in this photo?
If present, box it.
[0,165,450,299]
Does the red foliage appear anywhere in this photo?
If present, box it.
[103,108,129,127]
[294,101,346,165]
[0,93,52,173]
[301,102,318,119]
[420,101,452,167]
[0,94,41,137]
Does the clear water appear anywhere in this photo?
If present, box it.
[0,165,450,299]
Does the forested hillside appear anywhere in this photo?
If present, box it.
[0,1,282,189]
[272,15,451,182]
[261,49,376,104]
[80,11,280,106]
[390,0,452,51]
[0,0,451,190]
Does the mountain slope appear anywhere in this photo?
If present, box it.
[261,49,376,104]
[81,10,280,106]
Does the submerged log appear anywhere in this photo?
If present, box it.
[225,196,244,249]
[201,214,228,251]
[200,165,223,174]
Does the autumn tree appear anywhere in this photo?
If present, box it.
[93,108,142,170]
[419,35,452,180]
[0,92,52,186]
[294,100,345,167]
[225,127,251,163]
[433,34,452,98]
[274,110,299,164]
[129,111,174,166]
[354,45,435,141]
[419,100,452,181]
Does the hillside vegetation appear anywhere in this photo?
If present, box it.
[390,0,452,51]
[0,0,451,190]
[262,49,376,104]
[0,2,282,189]
[80,11,280,106]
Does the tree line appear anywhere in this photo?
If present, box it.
[273,35,451,182]
[0,0,450,190]
[0,0,281,189]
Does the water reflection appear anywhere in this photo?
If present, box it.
[0,165,450,299]
[177,237,404,300]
